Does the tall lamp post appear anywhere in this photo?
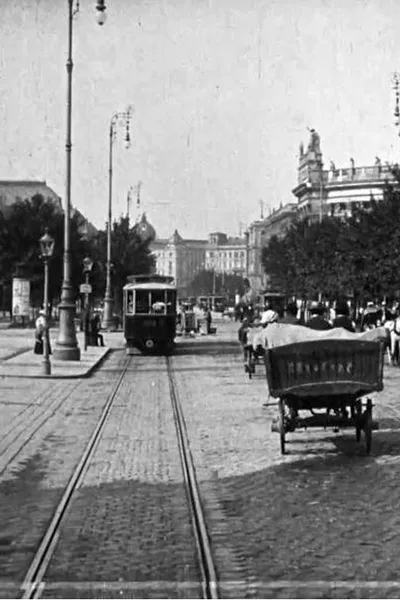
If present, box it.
[40,229,55,375]
[54,0,107,361]
[102,105,133,330]
[82,256,93,351]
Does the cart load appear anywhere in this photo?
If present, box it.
[263,324,388,455]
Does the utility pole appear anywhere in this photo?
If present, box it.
[126,186,133,220]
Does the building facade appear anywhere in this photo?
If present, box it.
[246,203,298,291]
[292,129,395,220]
[152,230,208,293]
[152,230,247,295]
[204,232,247,276]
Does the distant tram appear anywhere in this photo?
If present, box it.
[123,274,177,354]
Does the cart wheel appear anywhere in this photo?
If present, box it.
[355,399,362,442]
[278,399,286,454]
[365,398,373,455]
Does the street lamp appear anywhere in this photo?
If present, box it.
[82,256,93,351]
[40,229,55,375]
[102,105,133,330]
[54,0,107,361]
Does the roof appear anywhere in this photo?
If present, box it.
[123,282,176,291]
[126,273,174,284]
[0,179,49,186]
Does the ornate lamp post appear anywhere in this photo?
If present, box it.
[40,229,55,375]
[102,105,133,330]
[82,256,94,351]
[54,0,107,361]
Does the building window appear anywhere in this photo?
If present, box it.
[168,261,173,275]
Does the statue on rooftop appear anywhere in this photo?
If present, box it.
[307,128,321,154]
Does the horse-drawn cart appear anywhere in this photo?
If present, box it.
[265,339,385,455]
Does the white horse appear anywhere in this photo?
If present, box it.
[383,316,400,365]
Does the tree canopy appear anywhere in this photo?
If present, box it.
[186,269,245,299]
[261,170,400,303]
[0,196,155,313]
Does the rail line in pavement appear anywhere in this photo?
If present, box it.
[20,357,132,600]
[19,352,219,599]
[166,356,219,600]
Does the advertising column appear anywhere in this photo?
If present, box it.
[12,277,31,324]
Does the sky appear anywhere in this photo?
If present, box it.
[1,0,400,240]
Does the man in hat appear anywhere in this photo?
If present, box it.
[332,300,355,332]
[306,302,332,331]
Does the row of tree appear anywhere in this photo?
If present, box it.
[261,169,400,304]
[0,194,155,315]
[185,269,245,299]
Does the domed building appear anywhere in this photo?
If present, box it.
[132,212,156,243]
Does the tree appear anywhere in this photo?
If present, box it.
[0,194,90,311]
[261,166,400,303]
[92,216,155,313]
[186,269,245,299]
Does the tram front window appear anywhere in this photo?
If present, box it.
[135,290,150,314]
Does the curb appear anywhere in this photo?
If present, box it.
[0,348,111,380]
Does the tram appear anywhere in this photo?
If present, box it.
[123,274,177,354]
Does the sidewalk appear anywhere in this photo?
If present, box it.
[0,329,121,379]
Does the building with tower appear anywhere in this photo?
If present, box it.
[292,129,395,220]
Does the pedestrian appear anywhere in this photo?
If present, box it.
[206,308,212,334]
[91,313,105,347]
[238,317,251,363]
[306,302,332,331]
[332,300,355,332]
[33,310,45,354]
[34,309,52,355]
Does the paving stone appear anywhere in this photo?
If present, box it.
[44,355,201,596]
[171,321,400,597]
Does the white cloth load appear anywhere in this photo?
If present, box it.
[261,323,389,349]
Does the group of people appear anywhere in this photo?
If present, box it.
[34,308,105,355]
[177,302,213,335]
[238,300,356,365]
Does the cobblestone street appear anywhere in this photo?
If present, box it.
[1,322,400,598]
[171,322,400,598]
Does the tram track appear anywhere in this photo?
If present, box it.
[166,356,219,600]
[20,357,132,599]
[16,353,219,599]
